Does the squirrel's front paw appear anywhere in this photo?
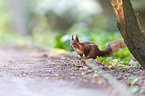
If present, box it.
[81,59,84,62]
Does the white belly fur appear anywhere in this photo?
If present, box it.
[74,48,83,54]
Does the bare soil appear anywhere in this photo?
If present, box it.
[0,46,115,96]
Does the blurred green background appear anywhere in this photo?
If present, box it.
[0,0,145,53]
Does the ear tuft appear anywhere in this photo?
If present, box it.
[75,35,79,42]
[72,35,74,40]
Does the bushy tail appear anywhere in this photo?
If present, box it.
[99,40,126,56]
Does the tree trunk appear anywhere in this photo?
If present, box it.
[110,0,145,68]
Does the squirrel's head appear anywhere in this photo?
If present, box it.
[70,35,80,49]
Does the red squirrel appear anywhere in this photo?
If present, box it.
[70,35,126,61]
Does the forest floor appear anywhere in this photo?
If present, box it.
[99,60,145,96]
[0,45,117,96]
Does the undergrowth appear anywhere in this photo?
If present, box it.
[0,30,137,66]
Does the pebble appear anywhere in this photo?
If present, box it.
[60,57,66,60]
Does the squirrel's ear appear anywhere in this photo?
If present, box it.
[75,35,79,42]
[72,35,74,40]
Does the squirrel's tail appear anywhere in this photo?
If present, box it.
[99,40,126,56]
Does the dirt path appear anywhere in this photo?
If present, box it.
[0,46,114,96]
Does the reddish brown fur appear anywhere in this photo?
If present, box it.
[70,35,126,61]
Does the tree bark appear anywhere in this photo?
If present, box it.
[110,0,145,68]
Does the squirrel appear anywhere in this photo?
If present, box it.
[70,35,126,61]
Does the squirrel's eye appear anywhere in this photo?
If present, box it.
[74,42,76,45]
